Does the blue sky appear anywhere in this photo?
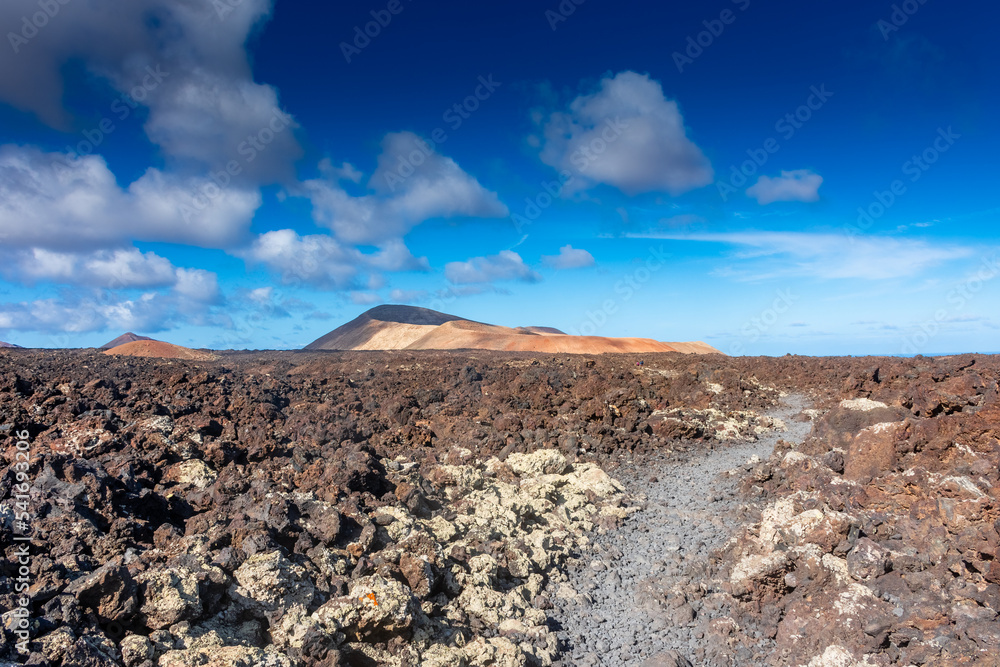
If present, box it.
[0,0,997,355]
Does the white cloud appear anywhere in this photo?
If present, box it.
[5,248,176,288]
[174,268,222,304]
[746,170,823,205]
[0,286,224,335]
[538,71,713,196]
[445,250,541,285]
[239,229,428,290]
[542,245,596,269]
[302,132,508,245]
[628,231,974,280]
[0,146,261,250]
[364,238,431,273]
[248,287,275,304]
[0,247,223,313]
[319,159,363,184]
[240,230,362,290]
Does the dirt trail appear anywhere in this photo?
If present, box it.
[549,394,814,667]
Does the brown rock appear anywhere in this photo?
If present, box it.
[845,422,906,481]
[847,538,890,581]
[64,563,138,623]
[399,553,436,598]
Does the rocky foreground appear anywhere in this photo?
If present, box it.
[0,350,998,666]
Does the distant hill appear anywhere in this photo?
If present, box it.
[0,341,21,348]
[103,340,216,361]
[100,332,153,350]
[304,305,468,351]
[304,305,722,355]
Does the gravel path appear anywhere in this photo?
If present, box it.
[548,394,814,667]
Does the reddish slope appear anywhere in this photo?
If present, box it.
[306,305,722,355]
[101,332,153,350]
[103,340,216,361]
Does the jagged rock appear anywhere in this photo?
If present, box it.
[120,635,153,667]
[844,422,906,482]
[232,550,315,612]
[137,568,203,630]
[313,574,415,637]
[64,563,138,623]
[6,350,1000,666]
[846,538,890,581]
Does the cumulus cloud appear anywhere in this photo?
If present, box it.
[239,229,429,290]
[0,284,224,335]
[746,170,823,205]
[303,131,508,245]
[542,245,596,269]
[0,246,222,309]
[631,231,973,281]
[537,71,713,195]
[445,251,541,285]
[174,268,222,304]
[240,230,365,290]
[0,146,261,250]
[0,0,301,184]
[4,248,176,288]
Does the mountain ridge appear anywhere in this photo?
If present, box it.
[100,332,154,350]
[304,305,721,355]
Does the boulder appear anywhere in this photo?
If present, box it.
[137,568,202,630]
[845,422,906,482]
[64,563,138,623]
[847,538,890,581]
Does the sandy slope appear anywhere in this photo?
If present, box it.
[404,320,691,354]
[103,340,216,361]
[100,332,153,350]
[305,305,721,355]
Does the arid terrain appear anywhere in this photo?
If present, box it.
[305,306,721,355]
[1,349,999,666]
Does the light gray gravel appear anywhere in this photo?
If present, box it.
[548,394,814,667]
